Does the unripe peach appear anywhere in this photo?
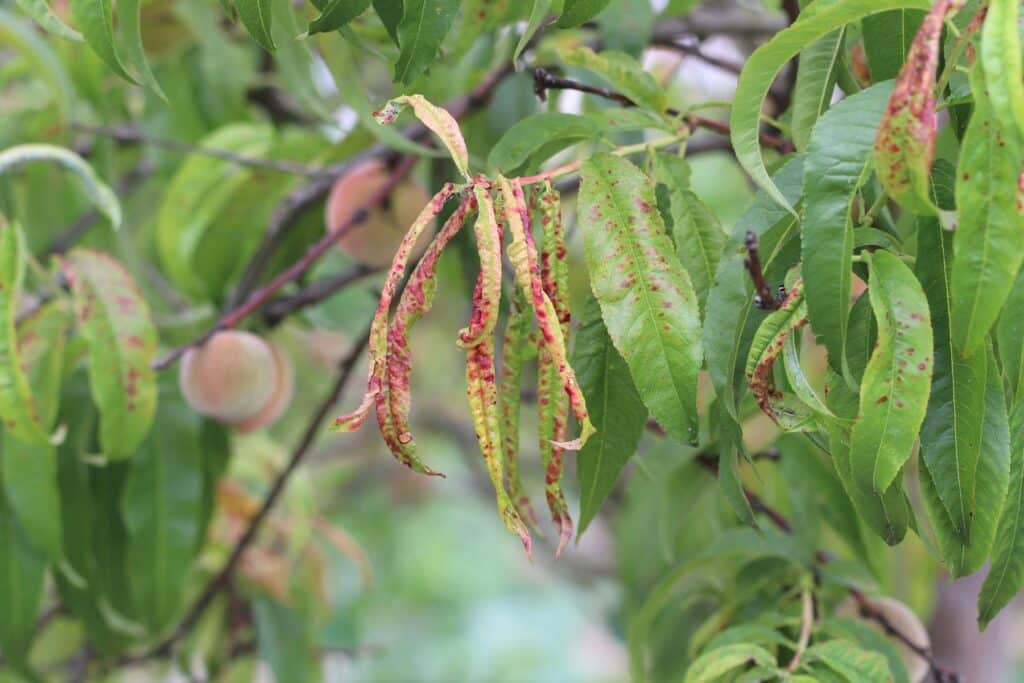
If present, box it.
[324,158,433,267]
[179,331,277,423]
[233,341,294,432]
[837,595,930,683]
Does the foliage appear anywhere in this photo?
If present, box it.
[0,0,1022,679]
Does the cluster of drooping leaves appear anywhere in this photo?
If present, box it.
[334,97,594,555]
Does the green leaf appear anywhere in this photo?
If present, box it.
[805,638,892,681]
[14,0,82,41]
[0,481,45,672]
[657,167,725,313]
[850,250,932,495]
[791,27,845,151]
[0,7,75,122]
[579,153,702,444]
[69,0,137,81]
[916,218,987,544]
[573,296,647,537]
[730,0,930,213]
[63,249,158,460]
[121,383,202,634]
[393,0,458,84]
[0,221,50,445]
[862,9,924,82]
[513,0,551,67]
[997,271,1024,405]
[715,406,756,527]
[236,0,275,51]
[819,617,910,683]
[118,0,165,99]
[0,144,121,228]
[253,597,319,683]
[555,0,611,27]
[920,345,1009,577]
[979,401,1024,628]
[487,113,599,174]
[802,80,893,379]
[558,46,665,114]
[683,643,776,683]
[980,0,1024,142]
[372,0,402,44]
[156,124,273,298]
[309,0,371,34]
[950,62,1024,356]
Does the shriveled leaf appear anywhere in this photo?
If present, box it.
[487,113,599,174]
[579,153,702,444]
[802,81,893,378]
[309,0,371,34]
[979,402,1024,628]
[574,296,646,537]
[683,643,776,683]
[69,0,136,81]
[730,0,930,212]
[862,9,925,82]
[873,0,958,214]
[0,144,121,228]
[236,0,275,51]
[791,27,845,151]
[14,0,82,41]
[374,94,470,179]
[916,218,986,544]
[558,46,665,114]
[555,0,611,27]
[499,291,539,531]
[63,249,158,459]
[393,0,458,84]
[949,62,1024,356]
[850,250,932,496]
[121,383,203,634]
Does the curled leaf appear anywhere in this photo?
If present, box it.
[380,193,476,475]
[498,176,594,450]
[457,186,503,348]
[333,183,458,432]
[873,0,963,214]
[374,95,470,180]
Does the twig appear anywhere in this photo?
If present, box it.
[530,68,794,153]
[133,325,371,662]
[69,122,326,177]
[262,264,379,326]
[743,231,782,310]
[787,586,814,672]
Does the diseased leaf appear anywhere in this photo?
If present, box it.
[555,0,611,28]
[374,94,470,179]
[558,46,665,114]
[579,153,702,444]
[14,0,82,41]
[683,643,775,683]
[121,383,203,634]
[0,144,121,228]
[69,0,137,81]
[487,113,599,174]
[791,27,845,151]
[920,346,1009,577]
[916,218,986,544]
[802,81,893,378]
[63,249,159,459]
[393,0,458,84]
[309,0,371,34]
[980,0,1024,142]
[950,62,1024,356]
[979,401,1024,628]
[730,0,930,212]
[862,9,925,82]
[850,250,932,496]
[0,221,50,445]
[574,296,647,537]
[236,0,275,51]
[499,291,539,531]
[873,0,959,215]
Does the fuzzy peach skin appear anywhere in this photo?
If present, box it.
[179,331,277,423]
[325,158,433,267]
[233,341,294,432]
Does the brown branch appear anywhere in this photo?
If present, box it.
[262,264,379,327]
[743,230,783,310]
[530,68,794,154]
[131,324,371,662]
